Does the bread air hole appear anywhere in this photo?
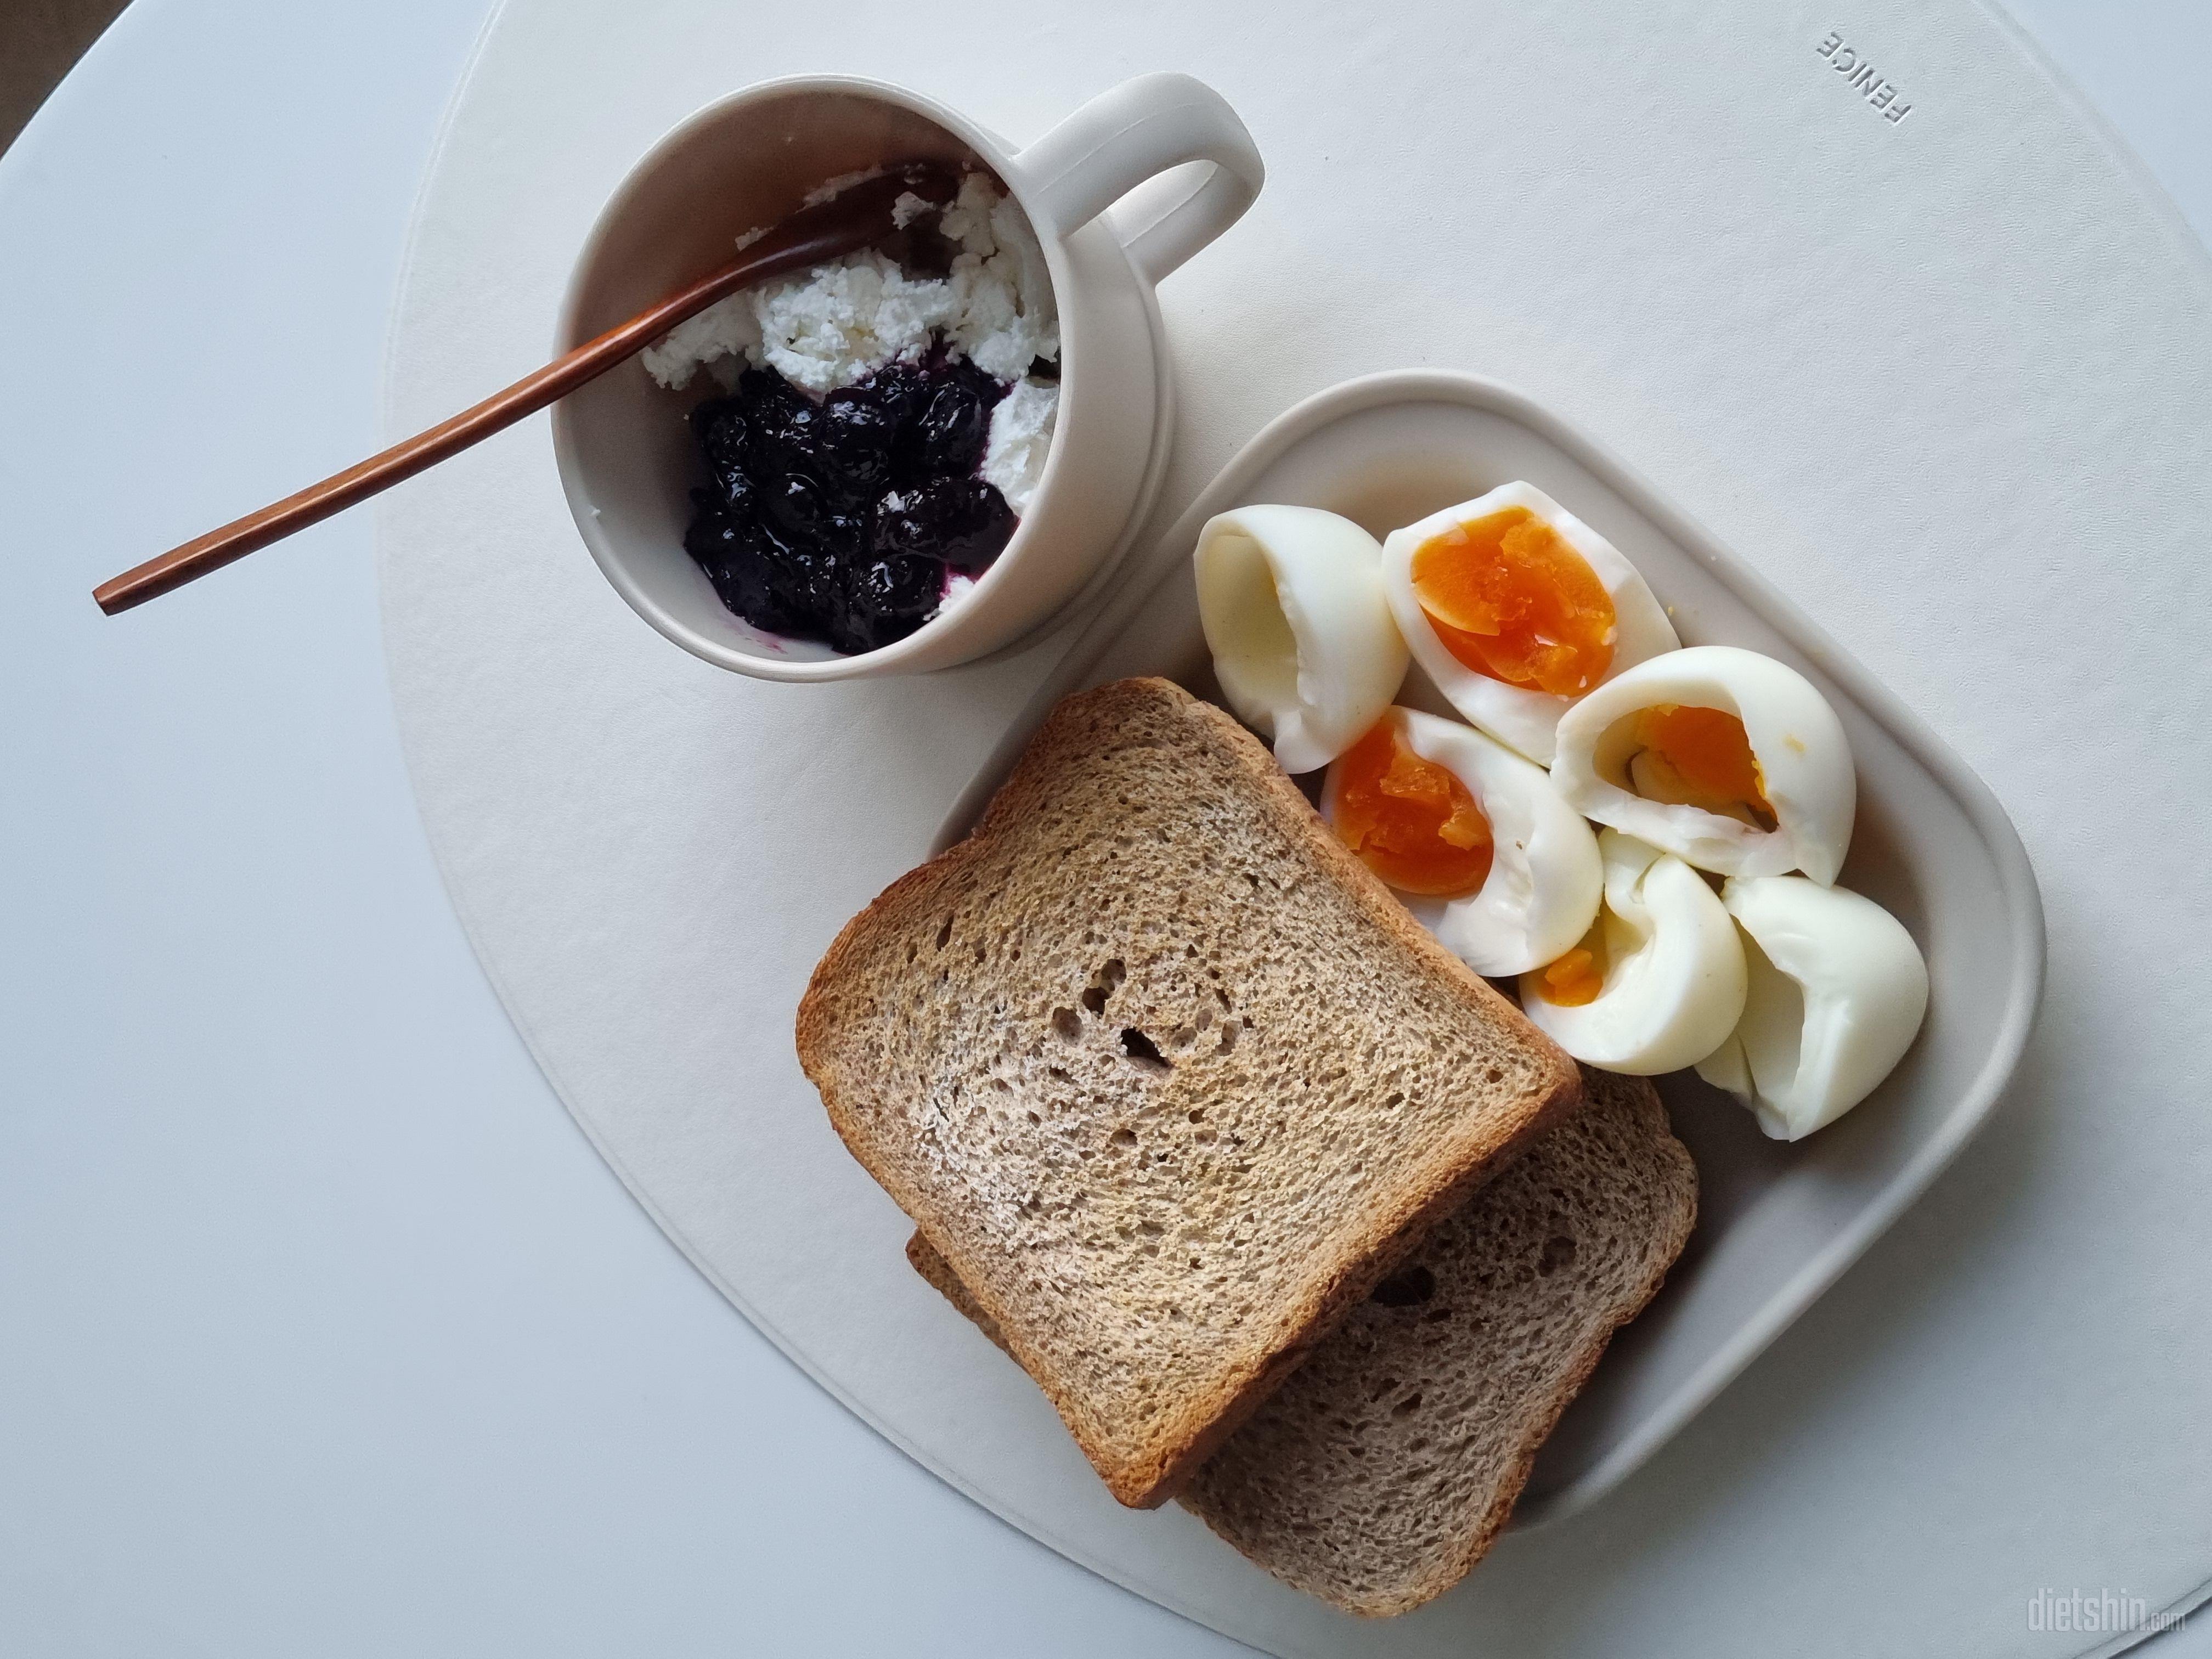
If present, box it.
[1080,957,1126,1015]
[1369,1265,1438,1306]
[1119,1028,1170,1070]
[1538,1235,1578,1274]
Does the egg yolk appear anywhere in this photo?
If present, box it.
[1409,507,1617,696]
[1627,703,1775,829]
[1332,721,1494,898]
[1534,946,1604,1006]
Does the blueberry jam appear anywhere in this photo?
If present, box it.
[680,351,1021,654]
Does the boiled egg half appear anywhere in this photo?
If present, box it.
[1321,707,1601,976]
[1381,482,1678,764]
[1517,830,1747,1076]
[1195,505,1409,774]
[1695,876,1929,1140]
[1551,645,1857,885]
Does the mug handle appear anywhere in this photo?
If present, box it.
[1013,72,1263,287]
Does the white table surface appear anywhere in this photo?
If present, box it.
[4,3,2209,1656]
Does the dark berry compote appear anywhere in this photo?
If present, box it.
[680,348,1022,655]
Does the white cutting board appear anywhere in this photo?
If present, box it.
[377,2,2212,1654]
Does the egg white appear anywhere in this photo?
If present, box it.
[1321,707,1601,977]
[1194,505,1408,774]
[1550,645,1857,884]
[1695,876,1929,1140]
[1380,482,1678,765]
[1517,830,1747,1076]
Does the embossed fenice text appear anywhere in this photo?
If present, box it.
[1818,31,1912,124]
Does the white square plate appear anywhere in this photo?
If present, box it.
[933,370,2044,1523]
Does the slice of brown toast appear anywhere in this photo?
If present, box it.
[798,677,1580,1507]
[910,1067,1697,1613]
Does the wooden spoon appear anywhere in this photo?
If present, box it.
[93,163,958,616]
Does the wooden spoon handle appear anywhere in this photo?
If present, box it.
[93,170,940,616]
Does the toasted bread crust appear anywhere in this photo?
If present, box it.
[799,678,1580,1507]
[1326,1076,1697,1615]
[909,1070,1698,1614]
[906,1230,1005,1347]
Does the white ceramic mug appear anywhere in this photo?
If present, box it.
[554,73,1263,680]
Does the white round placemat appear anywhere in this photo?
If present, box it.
[377,2,2212,1654]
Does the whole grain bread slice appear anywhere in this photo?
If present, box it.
[910,1066,1697,1613]
[797,677,1579,1507]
